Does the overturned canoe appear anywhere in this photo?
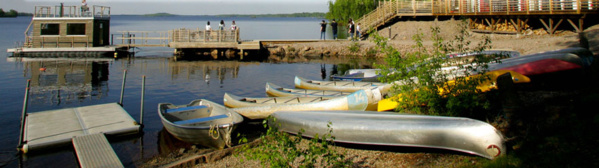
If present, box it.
[331,69,382,82]
[158,99,244,149]
[295,76,390,93]
[266,82,352,97]
[270,110,505,159]
[230,89,372,120]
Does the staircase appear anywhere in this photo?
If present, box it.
[356,0,434,35]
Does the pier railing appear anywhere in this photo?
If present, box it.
[114,29,240,48]
[33,5,110,18]
[356,0,598,34]
[170,28,240,43]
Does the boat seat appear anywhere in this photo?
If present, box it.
[173,114,228,125]
[165,105,208,113]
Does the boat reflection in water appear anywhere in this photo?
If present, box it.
[7,57,112,105]
[167,60,259,85]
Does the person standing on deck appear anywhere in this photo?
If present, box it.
[348,18,355,41]
[320,20,327,40]
[206,21,212,30]
[219,20,225,30]
[205,21,212,41]
[231,20,237,30]
[331,19,338,40]
[80,0,88,15]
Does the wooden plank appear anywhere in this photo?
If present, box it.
[72,133,124,168]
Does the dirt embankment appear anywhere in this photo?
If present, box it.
[265,19,599,62]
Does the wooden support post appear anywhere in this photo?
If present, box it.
[567,18,581,32]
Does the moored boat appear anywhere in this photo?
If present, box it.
[223,93,333,108]
[158,99,243,149]
[270,110,505,159]
[266,82,352,97]
[230,89,373,120]
[295,76,391,93]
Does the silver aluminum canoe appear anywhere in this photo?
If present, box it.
[158,99,244,149]
[230,89,373,120]
[270,110,505,159]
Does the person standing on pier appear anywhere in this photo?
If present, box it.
[205,21,212,41]
[331,19,338,40]
[231,20,237,30]
[219,20,225,30]
[320,20,327,40]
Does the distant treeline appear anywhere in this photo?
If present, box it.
[326,0,378,24]
[218,12,326,18]
[142,12,326,18]
[0,9,32,17]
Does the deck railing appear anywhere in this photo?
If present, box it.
[357,0,598,33]
[33,5,110,18]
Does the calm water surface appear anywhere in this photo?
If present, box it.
[0,16,371,167]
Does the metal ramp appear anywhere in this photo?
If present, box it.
[72,133,124,168]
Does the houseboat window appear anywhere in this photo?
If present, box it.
[40,23,59,35]
[67,23,86,35]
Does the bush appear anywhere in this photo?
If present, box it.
[238,118,350,167]
[374,20,501,116]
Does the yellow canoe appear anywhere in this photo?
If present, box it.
[377,70,531,111]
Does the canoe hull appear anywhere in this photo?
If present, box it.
[158,99,244,149]
[231,89,372,120]
[295,76,390,93]
[265,82,352,97]
[270,110,505,159]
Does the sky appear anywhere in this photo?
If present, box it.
[2,0,331,15]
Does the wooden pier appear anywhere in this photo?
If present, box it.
[22,103,140,152]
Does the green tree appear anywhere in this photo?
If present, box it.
[7,9,18,17]
[326,0,378,24]
[0,9,5,17]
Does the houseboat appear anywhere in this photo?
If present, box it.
[6,4,129,58]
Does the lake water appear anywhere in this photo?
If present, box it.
[0,15,374,167]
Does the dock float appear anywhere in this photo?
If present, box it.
[22,103,140,152]
[72,133,124,168]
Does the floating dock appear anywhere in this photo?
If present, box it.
[22,103,140,152]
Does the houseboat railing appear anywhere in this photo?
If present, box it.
[33,5,110,18]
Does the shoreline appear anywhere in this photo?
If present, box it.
[140,19,599,167]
